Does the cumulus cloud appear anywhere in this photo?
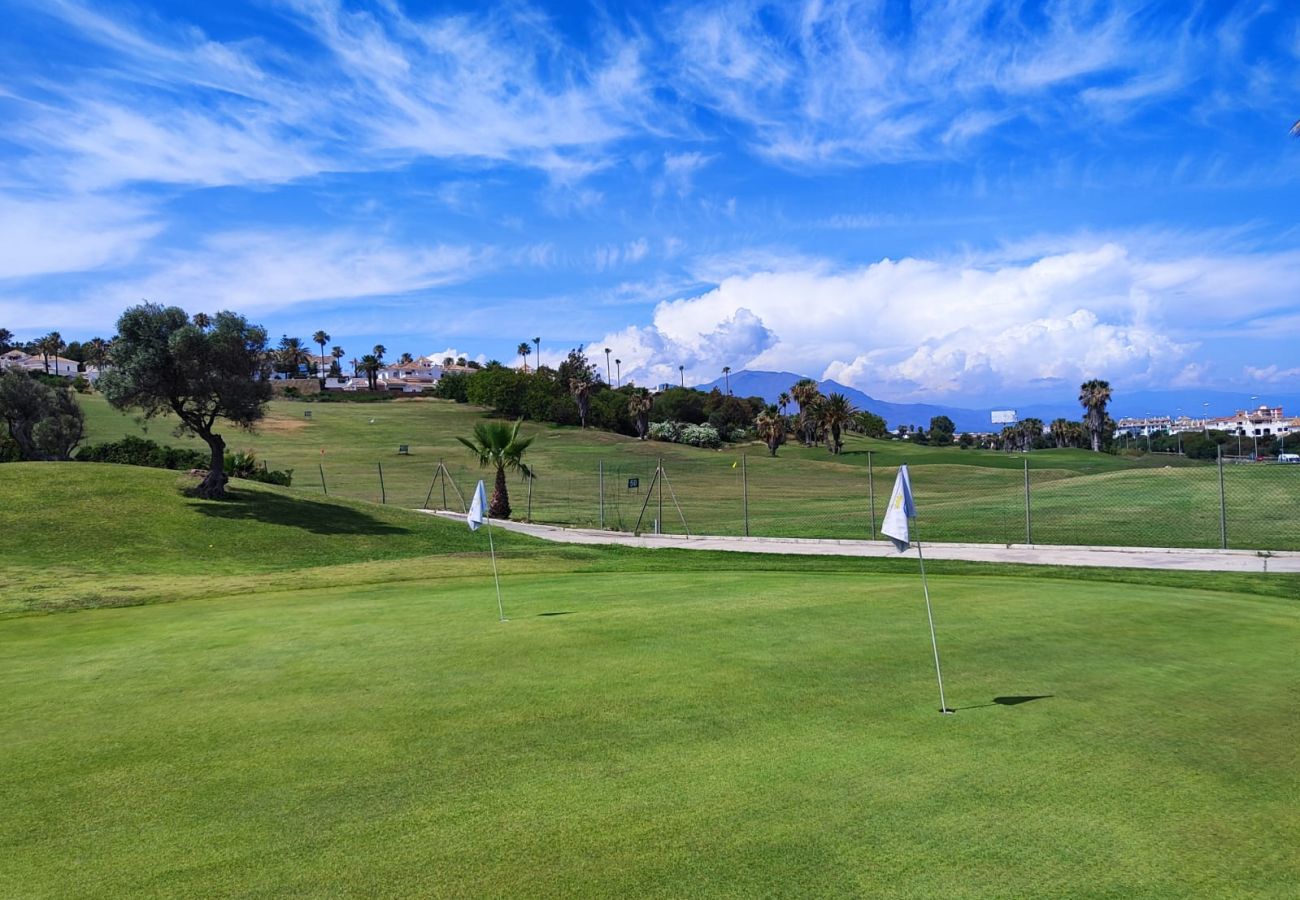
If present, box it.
[592,238,1300,399]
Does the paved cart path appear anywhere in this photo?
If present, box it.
[422,511,1300,574]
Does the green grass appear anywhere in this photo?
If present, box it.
[75,392,1300,551]
[3,463,1297,895]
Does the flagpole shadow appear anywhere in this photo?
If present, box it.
[953,695,1054,711]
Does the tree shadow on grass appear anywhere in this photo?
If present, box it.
[191,490,411,536]
[955,695,1054,711]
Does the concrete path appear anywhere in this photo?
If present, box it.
[423,511,1300,574]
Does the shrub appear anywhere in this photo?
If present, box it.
[434,372,469,402]
[648,421,722,448]
[648,421,681,442]
[77,436,207,470]
[223,448,293,486]
[680,423,722,448]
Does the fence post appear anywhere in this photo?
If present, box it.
[319,463,328,495]
[440,459,448,511]
[1217,445,1228,549]
[599,460,605,529]
[867,451,876,540]
[742,454,750,537]
[377,462,386,504]
[527,473,533,523]
[1024,457,1033,545]
[658,457,664,535]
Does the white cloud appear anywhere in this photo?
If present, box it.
[0,194,161,279]
[665,1,1225,165]
[591,236,1300,399]
[1243,364,1300,384]
[656,151,715,197]
[0,229,483,333]
[9,0,654,190]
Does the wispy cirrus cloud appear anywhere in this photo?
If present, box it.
[664,0,1280,165]
[5,0,655,191]
[0,228,485,333]
[0,193,161,280]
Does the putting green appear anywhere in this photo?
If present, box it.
[3,569,1294,897]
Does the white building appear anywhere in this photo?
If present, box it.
[1114,415,1172,438]
[1213,406,1296,440]
[0,351,79,378]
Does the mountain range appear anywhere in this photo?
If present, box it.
[693,370,1300,433]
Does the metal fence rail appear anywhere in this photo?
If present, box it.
[311,449,1300,552]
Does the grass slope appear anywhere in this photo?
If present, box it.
[2,463,1297,895]
[74,393,1300,551]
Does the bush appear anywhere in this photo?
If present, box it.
[648,421,721,448]
[648,421,681,442]
[224,449,293,486]
[311,391,392,403]
[434,372,470,403]
[680,423,722,448]
[77,436,207,470]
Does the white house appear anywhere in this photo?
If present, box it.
[0,351,79,378]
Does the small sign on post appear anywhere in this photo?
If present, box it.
[303,410,312,419]
[627,477,639,490]
[398,444,409,455]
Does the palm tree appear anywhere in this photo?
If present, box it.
[722,366,731,395]
[442,356,454,367]
[755,404,786,456]
[37,331,64,374]
[1291,119,1300,138]
[457,418,535,519]
[1079,379,1113,452]
[277,336,309,374]
[399,351,414,365]
[678,364,684,387]
[777,391,791,415]
[821,392,857,454]
[330,345,345,377]
[84,336,109,370]
[604,348,612,384]
[517,342,532,372]
[570,374,595,428]
[533,337,541,370]
[628,389,653,439]
[1018,418,1044,452]
[312,330,330,377]
[614,358,621,387]
[790,378,822,446]
[192,312,211,330]
[359,354,381,391]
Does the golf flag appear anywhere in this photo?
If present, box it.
[467,480,487,531]
[881,464,916,552]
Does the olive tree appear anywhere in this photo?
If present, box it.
[100,304,271,499]
[0,370,85,460]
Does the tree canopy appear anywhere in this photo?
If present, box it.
[100,304,271,498]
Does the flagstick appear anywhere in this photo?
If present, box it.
[913,530,951,714]
[484,516,506,622]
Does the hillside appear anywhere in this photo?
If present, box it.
[696,370,1300,431]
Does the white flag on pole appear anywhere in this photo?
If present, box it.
[881,464,916,552]
[467,480,487,531]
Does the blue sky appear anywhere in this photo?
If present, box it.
[1,0,1298,405]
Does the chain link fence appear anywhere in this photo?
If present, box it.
[305,450,1300,552]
